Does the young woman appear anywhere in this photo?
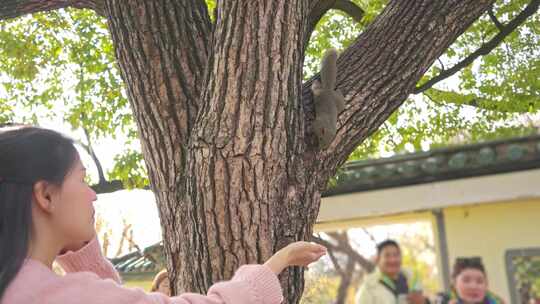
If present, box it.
[436,257,504,304]
[0,125,326,304]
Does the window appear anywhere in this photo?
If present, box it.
[506,248,540,304]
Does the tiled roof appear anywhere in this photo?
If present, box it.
[323,134,540,196]
[111,242,164,274]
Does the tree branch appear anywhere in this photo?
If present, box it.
[76,127,150,195]
[424,87,539,113]
[314,233,357,304]
[305,0,498,183]
[362,228,378,247]
[414,0,539,94]
[333,0,364,23]
[90,179,124,194]
[74,117,128,195]
[306,0,364,47]
[327,245,345,276]
[0,0,106,20]
[309,0,365,26]
[90,179,150,194]
[312,233,375,272]
[488,5,504,31]
[437,58,446,71]
[336,257,355,304]
[79,127,107,184]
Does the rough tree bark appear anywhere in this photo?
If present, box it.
[1,1,499,303]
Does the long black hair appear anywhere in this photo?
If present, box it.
[0,125,78,299]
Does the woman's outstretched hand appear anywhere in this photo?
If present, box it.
[264,241,326,274]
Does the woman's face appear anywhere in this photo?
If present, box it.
[49,157,97,246]
[454,268,488,303]
[158,278,171,295]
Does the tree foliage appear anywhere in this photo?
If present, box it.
[0,0,538,185]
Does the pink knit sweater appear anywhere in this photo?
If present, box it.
[2,238,283,304]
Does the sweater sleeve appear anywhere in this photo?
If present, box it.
[47,264,283,304]
[55,237,122,284]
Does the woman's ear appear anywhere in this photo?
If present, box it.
[32,181,55,213]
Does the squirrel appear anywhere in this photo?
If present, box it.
[311,48,345,149]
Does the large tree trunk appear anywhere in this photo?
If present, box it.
[0,0,497,303]
[184,3,317,302]
[104,1,495,303]
[104,1,319,302]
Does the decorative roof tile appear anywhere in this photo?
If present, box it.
[324,134,540,196]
